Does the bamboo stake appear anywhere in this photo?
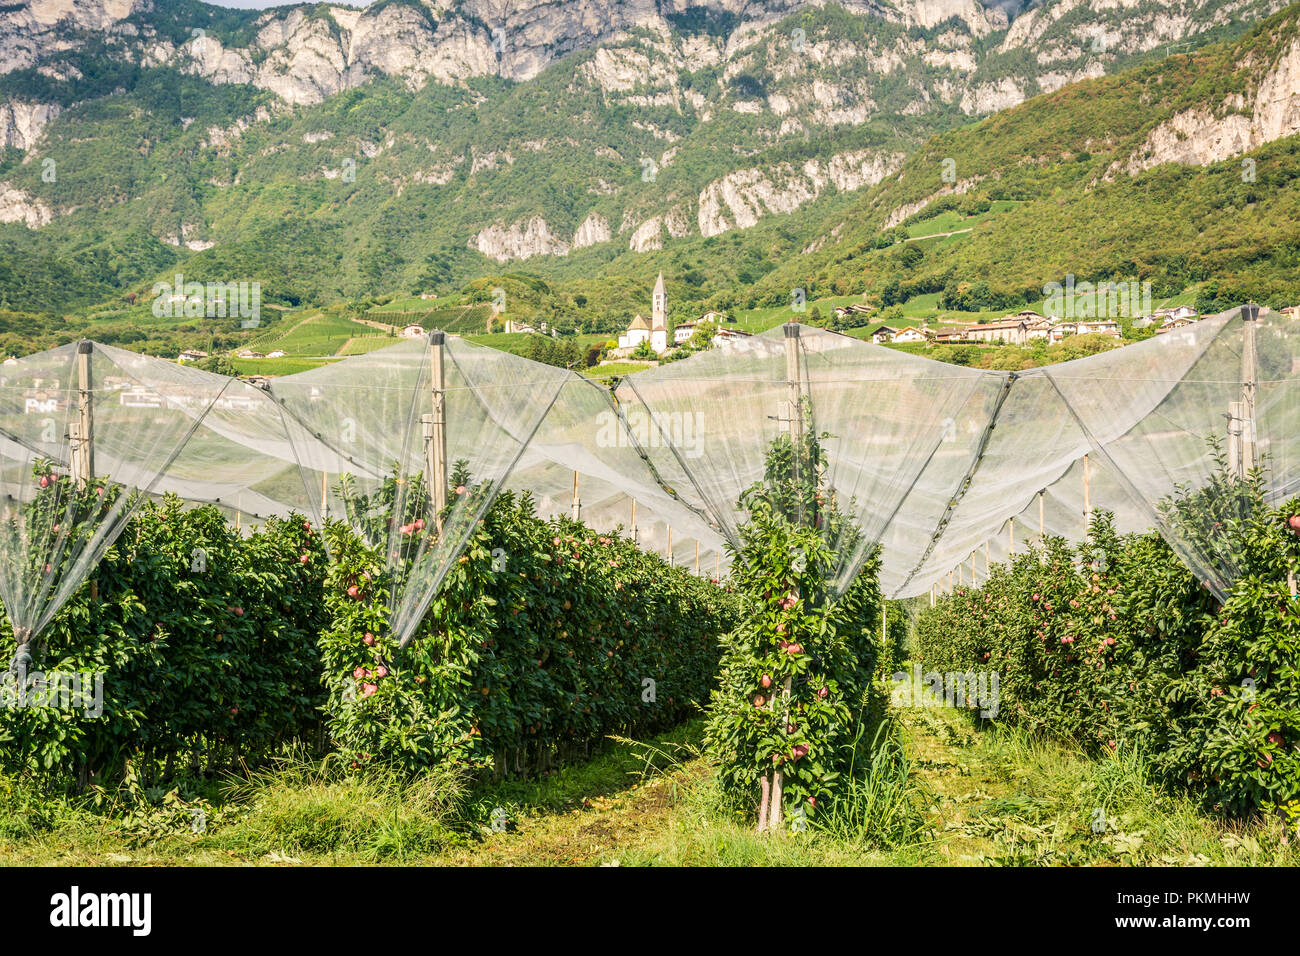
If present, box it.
[570,470,581,522]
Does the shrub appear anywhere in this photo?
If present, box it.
[317,489,740,777]
[915,480,1300,819]
[0,497,328,786]
[705,427,883,829]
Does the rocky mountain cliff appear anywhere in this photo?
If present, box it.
[0,0,1289,309]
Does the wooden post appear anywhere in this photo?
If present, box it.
[630,499,637,543]
[570,470,581,522]
[785,323,803,450]
[949,570,954,591]
[1082,454,1091,524]
[930,584,936,607]
[320,471,328,519]
[1008,517,1015,556]
[70,340,94,488]
[1038,491,1045,540]
[985,540,991,577]
[425,331,448,529]
[694,541,700,576]
[1289,569,1297,599]
[970,551,977,586]
[1241,303,1259,473]
[1227,401,1243,477]
[765,321,803,835]
[666,525,673,565]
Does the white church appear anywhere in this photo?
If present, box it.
[618,272,670,354]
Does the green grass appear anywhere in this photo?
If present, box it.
[583,360,656,380]
[228,356,342,376]
[4,702,1295,867]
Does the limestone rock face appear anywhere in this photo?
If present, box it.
[0,100,59,150]
[474,217,571,262]
[1117,36,1300,176]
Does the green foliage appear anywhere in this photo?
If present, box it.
[317,483,740,777]
[0,498,328,785]
[915,479,1300,819]
[706,424,883,824]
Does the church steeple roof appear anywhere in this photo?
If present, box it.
[652,272,667,330]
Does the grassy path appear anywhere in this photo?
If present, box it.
[3,706,1296,866]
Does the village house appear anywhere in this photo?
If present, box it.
[401,324,425,338]
[177,349,208,364]
[892,327,928,344]
[119,385,165,408]
[674,320,699,345]
[965,317,1029,345]
[1053,318,1121,341]
[869,325,899,344]
[1022,313,1055,340]
[834,303,874,320]
[236,349,265,359]
[266,349,286,359]
[1137,306,1198,329]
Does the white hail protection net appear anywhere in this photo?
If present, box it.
[0,305,1294,654]
[612,308,1298,600]
[0,343,237,655]
[502,374,728,575]
[269,335,575,647]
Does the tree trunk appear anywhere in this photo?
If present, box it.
[769,674,792,831]
[757,772,771,833]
